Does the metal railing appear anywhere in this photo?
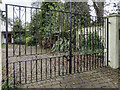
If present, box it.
[5,4,109,88]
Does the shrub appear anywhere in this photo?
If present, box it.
[2,77,14,89]
[2,77,21,89]
[26,37,31,46]
[26,36,39,46]
[14,36,26,45]
[52,38,70,52]
[52,30,104,55]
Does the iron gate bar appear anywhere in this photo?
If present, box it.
[107,18,109,66]
[50,10,52,48]
[63,12,65,52]
[58,12,60,51]
[73,14,75,51]
[97,17,99,68]
[35,8,38,54]
[41,59,43,80]
[5,4,9,88]
[5,4,83,15]
[30,8,32,55]
[86,16,88,71]
[77,14,79,51]
[25,7,27,55]
[54,57,56,77]
[19,61,21,84]
[50,58,52,78]
[40,9,42,53]
[13,62,15,87]
[62,56,64,75]
[69,1,72,74]
[95,16,96,69]
[46,58,47,79]
[13,6,15,56]
[58,57,60,76]
[19,7,21,56]
[25,61,27,83]
[30,60,32,82]
[100,18,102,67]
[77,55,79,73]
[36,59,38,82]
[83,15,85,72]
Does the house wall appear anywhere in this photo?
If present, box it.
[0,16,13,44]
[1,33,6,43]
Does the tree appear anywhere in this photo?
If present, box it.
[29,2,65,47]
[92,1,104,17]
[64,2,90,15]
[92,1,104,23]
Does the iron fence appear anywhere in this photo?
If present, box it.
[5,4,109,88]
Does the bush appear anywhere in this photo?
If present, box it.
[14,36,26,45]
[26,36,38,46]
[26,37,31,46]
[2,77,14,89]
[52,38,70,52]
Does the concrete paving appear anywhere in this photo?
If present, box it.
[23,67,119,88]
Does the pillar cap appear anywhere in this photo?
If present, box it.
[107,13,120,18]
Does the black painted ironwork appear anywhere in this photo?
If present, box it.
[5,4,109,88]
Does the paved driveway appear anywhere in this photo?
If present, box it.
[23,67,119,88]
[2,44,119,88]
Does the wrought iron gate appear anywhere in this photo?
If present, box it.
[5,4,109,87]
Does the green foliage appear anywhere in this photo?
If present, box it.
[52,29,104,55]
[13,19,26,44]
[26,36,38,46]
[26,37,31,46]
[2,44,6,47]
[2,77,14,89]
[28,2,92,47]
[2,77,21,89]
[27,2,65,47]
[52,37,70,52]
[14,35,26,45]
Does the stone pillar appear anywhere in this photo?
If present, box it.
[108,13,120,69]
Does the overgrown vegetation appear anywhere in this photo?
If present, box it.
[12,2,104,55]
[51,30,104,55]
[2,77,21,90]
[2,77,14,89]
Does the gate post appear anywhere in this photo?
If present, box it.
[0,10,2,90]
[107,13,120,69]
